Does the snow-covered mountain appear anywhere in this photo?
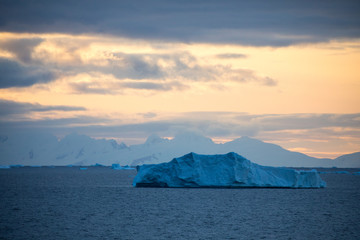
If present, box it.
[0,133,128,166]
[333,152,360,168]
[0,132,359,167]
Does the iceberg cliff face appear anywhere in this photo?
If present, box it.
[133,152,326,188]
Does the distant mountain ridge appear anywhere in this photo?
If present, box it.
[0,132,359,168]
[334,152,360,167]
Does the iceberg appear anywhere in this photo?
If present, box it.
[133,152,326,188]
[10,165,24,168]
[111,164,135,170]
[92,163,105,167]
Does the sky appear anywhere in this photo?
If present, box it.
[0,0,359,159]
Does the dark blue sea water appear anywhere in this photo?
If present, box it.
[1,167,360,240]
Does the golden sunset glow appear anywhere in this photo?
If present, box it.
[1,33,359,115]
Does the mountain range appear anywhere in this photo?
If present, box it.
[0,132,359,168]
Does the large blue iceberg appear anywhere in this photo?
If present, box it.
[133,152,326,188]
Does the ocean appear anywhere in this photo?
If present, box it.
[1,167,359,239]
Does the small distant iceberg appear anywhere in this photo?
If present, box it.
[79,167,88,170]
[353,172,360,176]
[91,163,105,167]
[10,165,24,168]
[133,152,326,188]
[0,165,10,169]
[111,164,135,170]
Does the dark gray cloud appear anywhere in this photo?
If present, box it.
[0,99,86,117]
[0,58,55,88]
[1,0,359,46]
[0,38,43,63]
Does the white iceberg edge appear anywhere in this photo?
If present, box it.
[133,152,326,188]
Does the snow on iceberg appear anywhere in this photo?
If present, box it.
[133,152,326,188]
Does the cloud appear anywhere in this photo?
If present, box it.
[216,53,247,59]
[255,113,360,131]
[0,36,276,94]
[45,50,277,94]
[65,73,188,94]
[1,111,358,142]
[138,112,157,119]
[227,69,278,86]
[0,99,86,117]
[0,116,110,137]
[106,51,204,81]
[0,58,55,88]
[68,81,115,95]
[107,51,277,85]
[120,81,187,91]
[0,0,359,46]
[126,112,360,139]
[0,38,43,63]
[109,52,165,80]
[261,77,277,86]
